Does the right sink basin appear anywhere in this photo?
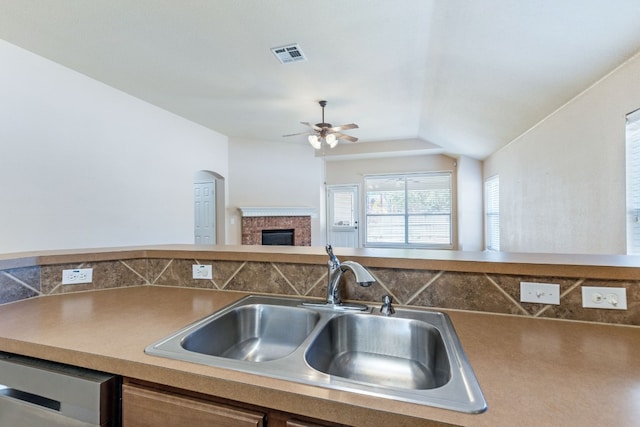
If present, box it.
[305,314,451,390]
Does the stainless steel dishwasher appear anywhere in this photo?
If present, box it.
[0,351,120,426]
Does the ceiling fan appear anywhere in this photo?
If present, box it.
[283,100,359,149]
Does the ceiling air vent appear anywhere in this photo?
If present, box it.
[271,44,306,64]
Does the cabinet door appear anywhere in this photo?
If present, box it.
[122,383,265,427]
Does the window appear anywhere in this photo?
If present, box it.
[365,173,452,248]
[626,109,640,254]
[330,189,355,227]
[485,175,500,251]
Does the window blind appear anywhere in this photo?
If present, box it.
[332,191,354,226]
[485,175,500,251]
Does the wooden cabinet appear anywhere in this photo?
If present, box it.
[268,412,337,427]
[122,382,265,427]
[122,379,343,427]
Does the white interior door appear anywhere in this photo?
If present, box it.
[327,185,359,248]
[194,181,215,244]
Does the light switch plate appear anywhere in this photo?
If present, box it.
[192,264,213,279]
[581,286,627,310]
[520,282,560,305]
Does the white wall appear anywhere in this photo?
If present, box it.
[0,40,228,253]
[484,52,640,254]
[227,138,324,245]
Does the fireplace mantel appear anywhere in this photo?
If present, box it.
[238,207,317,218]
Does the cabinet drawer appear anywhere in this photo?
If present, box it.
[122,383,265,427]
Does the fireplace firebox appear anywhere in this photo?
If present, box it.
[261,229,295,246]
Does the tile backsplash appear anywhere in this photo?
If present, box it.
[1,257,638,326]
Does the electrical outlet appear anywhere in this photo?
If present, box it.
[520,282,560,305]
[192,264,213,279]
[62,268,93,285]
[582,286,627,310]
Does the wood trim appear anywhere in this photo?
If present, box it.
[122,383,265,427]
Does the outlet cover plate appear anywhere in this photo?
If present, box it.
[581,286,627,310]
[520,282,560,305]
[62,268,93,285]
[192,264,213,280]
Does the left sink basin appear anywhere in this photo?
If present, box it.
[181,303,319,361]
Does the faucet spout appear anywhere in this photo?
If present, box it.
[340,261,375,287]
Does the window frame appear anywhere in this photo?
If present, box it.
[364,172,453,249]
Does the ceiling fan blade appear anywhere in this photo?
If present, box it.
[334,133,358,143]
[282,131,311,137]
[301,121,322,131]
[329,123,359,132]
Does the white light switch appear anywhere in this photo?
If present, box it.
[192,264,213,279]
[520,282,560,305]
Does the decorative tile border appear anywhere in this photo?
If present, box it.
[1,259,638,326]
[0,267,40,304]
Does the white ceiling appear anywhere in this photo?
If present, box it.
[2,0,640,160]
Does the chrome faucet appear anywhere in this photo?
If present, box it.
[324,245,375,310]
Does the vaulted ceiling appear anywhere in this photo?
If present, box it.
[2,0,640,159]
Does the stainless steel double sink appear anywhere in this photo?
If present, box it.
[145,295,487,414]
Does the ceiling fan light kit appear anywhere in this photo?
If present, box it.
[308,134,322,149]
[325,133,338,148]
[285,100,359,150]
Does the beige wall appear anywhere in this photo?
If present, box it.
[484,52,640,254]
[325,153,456,185]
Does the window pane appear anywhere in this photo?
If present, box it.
[486,214,500,250]
[366,191,405,214]
[366,215,405,243]
[366,176,405,214]
[485,175,500,251]
[408,215,451,244]
[332,191,354,226]
[407,175,451,214]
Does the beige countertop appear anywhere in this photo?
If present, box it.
[0,286,638,426]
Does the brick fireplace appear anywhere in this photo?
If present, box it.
[239,207,316,246]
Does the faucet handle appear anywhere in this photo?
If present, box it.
[326,244,339,268]
[380,295,395,316]
[326,244,334,257]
